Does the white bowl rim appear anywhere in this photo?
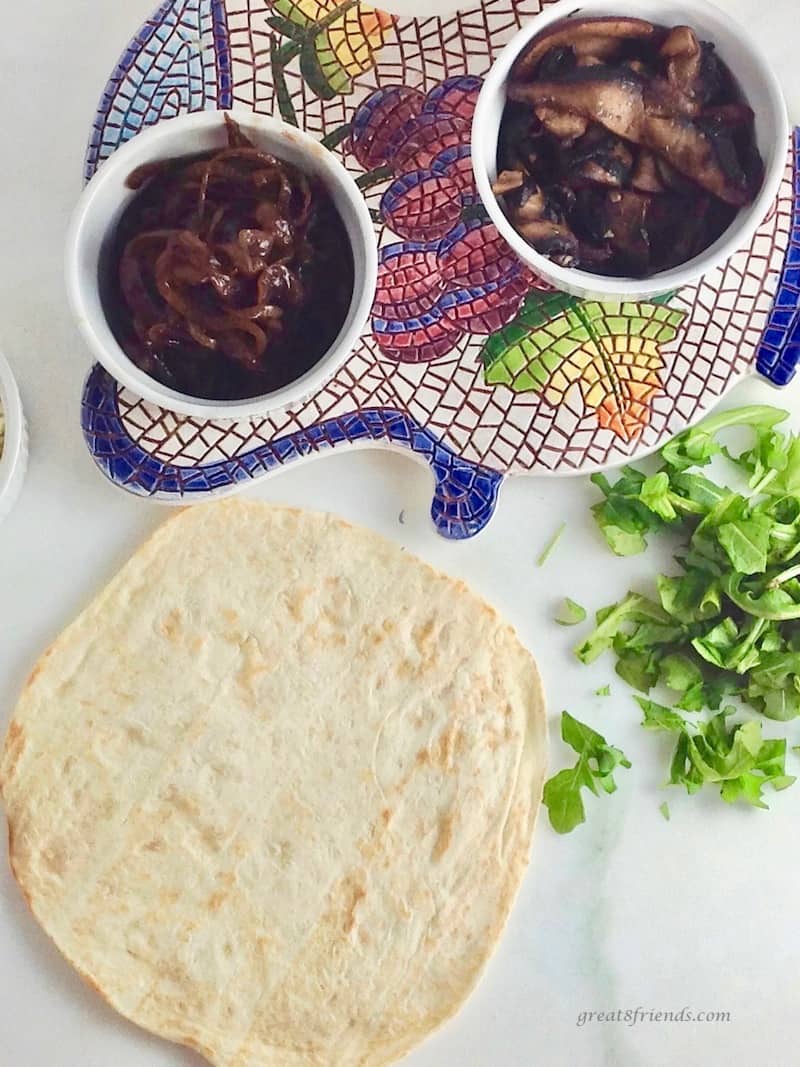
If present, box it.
[472,0,790,299]
[65,107,379,420]
[0,349,25,502]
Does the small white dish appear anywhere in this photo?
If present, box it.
[65,108,378,420]
[472,0,789,301]
[0,350,28,526]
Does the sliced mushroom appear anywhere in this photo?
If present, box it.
[648,193,702,270]
[537,45,577,80]
[643,112,749,205]
[630,149,664,193]
[514,181,548,222]
[516,218,580,267]
[512,16,657,80]
[654,155,698,195]
[661,25,702,96]
[492,169,526,195]
[600,189,651,275]
[534,105,589,143]
[499,15,762,277]
[645,77,700,118]
[509,66,646,142]
[567,129,634,188]
[701,102,755,128]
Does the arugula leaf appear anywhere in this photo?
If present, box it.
[659,801,671,821]
[662,406,788,473]
[637,697,686,732]
[666,712,794,808]
[615,647,661,692]
[717,512,772,574]
[658,570,721,622]
[591,469,666,555]
[596,684,611,697]
[542,763,596,834]
[659,653,704,694]
[542,712,631,833]
[640,472,678,521]
[576,593,673,664]
[555,598,587,626]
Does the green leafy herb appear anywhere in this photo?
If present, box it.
[542,712,631,834]
[659,801,670,821]
[537,522,566,567]
[556,598,587,626]
[568,405,800,816]
[595,684,611,697]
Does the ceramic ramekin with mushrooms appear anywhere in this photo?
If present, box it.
[472,0,789,300]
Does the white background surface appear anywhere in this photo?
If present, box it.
[1,2,799,1065]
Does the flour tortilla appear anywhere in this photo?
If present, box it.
[1,501,546,1066]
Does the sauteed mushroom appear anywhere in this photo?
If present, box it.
[496,15,763,276]
[511,16,659,80]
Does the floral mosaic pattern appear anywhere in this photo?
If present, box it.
[80,0,800,539]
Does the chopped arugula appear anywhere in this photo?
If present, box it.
[596,684,611,697]
[542,712,631,834]
[636,697,795,807]
[659,801,670,821]
[556,406,800,822]
[556,598,587,626]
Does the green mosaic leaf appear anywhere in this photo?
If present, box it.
[481,297,687,397]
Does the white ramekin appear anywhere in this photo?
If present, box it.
[0,350,27,525]
[472,0,789,301]
[65,109,378,419]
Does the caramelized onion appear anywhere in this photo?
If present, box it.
[105,116,354,400]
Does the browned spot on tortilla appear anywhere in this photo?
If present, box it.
[398,658,416,680]
[126,724,147,744]
[432,811,455,861]
[286,586,313,622]
[222,608,238,624]
[25,663,43,687]
[81,971,105,999]
[190,636,204,654]
[201,825,225,852]
[24,646,55,691]
[416,748,431,766]
[143,837,165,852]
[237,637,269,695]
[381,808,392,824]
[207,890,227,912]
[382,619,396,634]
[435,724,459,770]
[343,882,367,934]
[160,609,183,643]
[413,618,436,651]
[2,721,25,777]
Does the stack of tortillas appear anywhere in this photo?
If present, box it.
[1,502,546,1066]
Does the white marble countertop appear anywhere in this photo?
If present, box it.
[1,1,799,1065]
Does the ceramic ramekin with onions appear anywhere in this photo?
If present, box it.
[65,109,378,420]
[472,0,789,301]
[0,350,28,526]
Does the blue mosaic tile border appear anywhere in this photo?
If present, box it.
[81,367,503,540]
[756,128,800,386]
[84,0,227,181]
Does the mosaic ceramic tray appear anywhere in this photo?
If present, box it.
[81,0,800,539]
